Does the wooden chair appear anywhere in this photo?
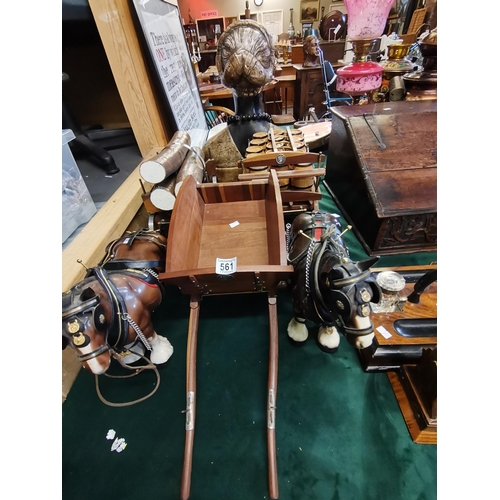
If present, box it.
[400,8,428,44]
[203,104,235,129]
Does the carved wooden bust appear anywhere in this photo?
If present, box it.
[303,34,321,67]
[216,20,275,97]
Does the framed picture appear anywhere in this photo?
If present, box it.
[130,0,207,133]
[302,22,313,38]
[300,0,320,23]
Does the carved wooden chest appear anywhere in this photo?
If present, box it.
[324,100,437,255]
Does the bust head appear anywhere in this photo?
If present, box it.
[303,34,321,67]
[216,20,275,97]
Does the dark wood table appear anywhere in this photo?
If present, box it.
[199,80,279,113]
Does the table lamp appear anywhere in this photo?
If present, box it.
[336,0,395,96]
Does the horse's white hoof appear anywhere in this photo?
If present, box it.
[317,325,340,354]
[287,318,308,345]
[353,332,375,349]
[148,333,174,365]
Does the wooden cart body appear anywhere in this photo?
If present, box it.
[160,170,293,499]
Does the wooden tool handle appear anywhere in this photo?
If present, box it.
[180,298,200,500]
[267,296,279,499]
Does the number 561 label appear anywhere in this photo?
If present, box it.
[216,257,237,275]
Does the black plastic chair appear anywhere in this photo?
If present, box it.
[62,72,119,175]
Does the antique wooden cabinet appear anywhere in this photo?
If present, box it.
[293,60,346,120]
[324,100,437,255]
[293,64,327,120]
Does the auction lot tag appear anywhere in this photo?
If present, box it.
[376,325,392,339]
[216,257,237,275]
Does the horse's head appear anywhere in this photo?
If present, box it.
[62,267,163,374]
[62,231,168,375]
[319,256,382,348]
[62,281,112,375]
[288,211,382,350]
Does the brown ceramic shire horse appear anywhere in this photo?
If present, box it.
[62,229,173,375]
[286,212,382,352]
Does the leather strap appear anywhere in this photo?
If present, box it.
[103,259,165,271]
[93,267,129,351]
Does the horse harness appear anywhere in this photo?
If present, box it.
[288,212,378,339]
[98,228,166,273]
[62,267,160,362]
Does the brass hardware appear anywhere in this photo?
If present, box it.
[334,225,352,242]
[360,304,371,317]
[76,259,89,271]
[360,288,371,302]
[298,229,315,241]
[67,319,80,334]
[73,332,86,346]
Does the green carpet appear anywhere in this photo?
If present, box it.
[62,182,436,499]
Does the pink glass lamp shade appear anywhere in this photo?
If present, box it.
[336,1,395,95]
[336,61,383,95]
[344,0,396,40]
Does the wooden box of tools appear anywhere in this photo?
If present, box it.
[324,100,437,256]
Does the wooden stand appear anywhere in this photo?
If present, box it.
[387,347,437,444]
[160,171,293,499]
[360,265,437,444]
[237,144,326,214]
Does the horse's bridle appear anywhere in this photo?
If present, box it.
[62,268,156,362]
[312,254,375,339]
[62,284,111,361]
[291,212,377,339]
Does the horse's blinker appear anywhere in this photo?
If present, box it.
[364,280,382,305]
[331,290,351,317]
[93,304,107,331]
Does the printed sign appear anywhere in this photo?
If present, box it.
[201,10,218,18]
[131,0,207,133]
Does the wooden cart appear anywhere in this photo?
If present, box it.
[159,169,293,499]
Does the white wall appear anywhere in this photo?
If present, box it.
[177,0,344,35]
